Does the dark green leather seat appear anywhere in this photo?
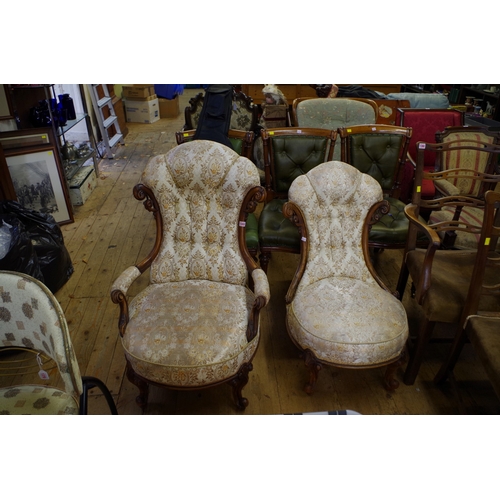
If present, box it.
[339,125,419,249]
[258,128,336,272]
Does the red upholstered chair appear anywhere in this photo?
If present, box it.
[396,108,464,203]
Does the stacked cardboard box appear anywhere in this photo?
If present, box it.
[123,85,160,124]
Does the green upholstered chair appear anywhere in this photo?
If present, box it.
[175,129,259,258]
[339,125,416,249]
[292,97,379,160]
[110,141,270,410]
[433,190,500,396]
[0,270,118,415]
[283,162,409,394]
[396,141,500,385]
[257,128,337,273]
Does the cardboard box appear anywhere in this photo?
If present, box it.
[124,98,160,124]
[261,104,288,128]
[159,95,180,118]
[69,165,97,206]
[122,85,156,100]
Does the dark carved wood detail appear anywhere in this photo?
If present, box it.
[126,360,149,410]
[110,289,130,337]
[228,362,253,410]
[302,349,322,395]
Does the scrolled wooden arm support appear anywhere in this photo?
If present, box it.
[246,296,266,342]
[133,183,163,273]
[111,289,129,338]
[283,201,308,304]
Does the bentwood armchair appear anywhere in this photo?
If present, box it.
[0,270,117,415]
[433,190,500,398]
[257,128,336,273]
[284,161,409,394]
[396,141,500,385]
[110,141,270,410]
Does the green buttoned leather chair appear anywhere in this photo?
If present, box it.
[257,128,337,273]
[339,125,417,250]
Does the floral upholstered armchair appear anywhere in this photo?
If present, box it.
[0,270,117,415]
[292,97,379,160]
[283,162,409,394]
[110,140,270,410]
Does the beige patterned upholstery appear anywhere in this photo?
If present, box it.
[0,270,81,414]
[110,140,269,409]
[284,162,408,392]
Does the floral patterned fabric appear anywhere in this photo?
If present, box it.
[0,271,82,414]
[0,385,78,415]
[141,141,260,286]
[111,141,269,388]
[294,99,377,160]
[286,162,408,365]
[124,280,260,387]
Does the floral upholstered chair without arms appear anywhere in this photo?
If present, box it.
[396,141,500,385]
[339,124,416,250]
[174,129,260,258]
[257,127,337,273]
[292,97,379,160]
[110,140,270,411]
[433,190,500,398]
[283,161,409,394]
[0,270,117,415]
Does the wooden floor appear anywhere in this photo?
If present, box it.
[43,89,500,414]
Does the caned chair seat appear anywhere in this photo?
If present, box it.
[0,385,79,415]
[123,280,260,387]
[286,277,408,366]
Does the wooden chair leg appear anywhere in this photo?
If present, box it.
[384,353,404,391]
[396,261,410,301]
[303,349,322,395]
[404,319,436,385]
[126,360,149,409]
[259,252,271,274]
[434,327,468,385]
[228,362,253,410]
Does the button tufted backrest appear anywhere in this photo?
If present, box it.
[140,141,261,286]
[288,162,383,291]
[0,271,82,397]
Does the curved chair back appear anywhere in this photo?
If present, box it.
[292,98,378,160]
[0,270,82,399]
[139,140,261,286]
[287,161,383,292]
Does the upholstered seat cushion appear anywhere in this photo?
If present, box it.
[286,277,408,366]
[123,280,260,387]
[465,316,500,399]
[405,249,500,322]
[258,199,300,250]
[0,385,79,415]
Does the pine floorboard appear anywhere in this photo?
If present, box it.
[17,88,496,415]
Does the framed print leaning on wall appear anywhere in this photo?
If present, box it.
[4,145,74,224]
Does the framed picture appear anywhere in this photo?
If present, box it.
[4,144,74,224]
[0,127,53,150]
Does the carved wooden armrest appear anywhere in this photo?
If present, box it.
[110,266,142,337]
[246,269,271,343]
[404,204,441,304]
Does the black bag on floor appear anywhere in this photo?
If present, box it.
[0,201,74,293]
[0,214,45,283]
[193,84,233,149]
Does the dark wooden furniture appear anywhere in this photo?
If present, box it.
[339,124,415,250]
[396,140,500,385]
[433,190,500,396]
[257,128,336,273]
